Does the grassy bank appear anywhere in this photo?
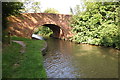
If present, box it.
[2,37,47,78]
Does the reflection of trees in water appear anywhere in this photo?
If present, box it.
[73,43,119,59]
[44,38,77,78]
[45,38,119,78]
[71,44,118,78]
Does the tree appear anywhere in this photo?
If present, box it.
[21,0,41,13]
[70,2,120,49]
[70,7,74,15]
[2,2,23,30]
[69,0,86,15]
[74,5,81,14]
[34,26,53,37]
[2,2,23,43]
[44,8,59,14]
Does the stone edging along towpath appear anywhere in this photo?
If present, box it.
[41,41,48,56]
[12,40,26,53]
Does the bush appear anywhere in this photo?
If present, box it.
[70,2,120,49]
[34,26,53,37]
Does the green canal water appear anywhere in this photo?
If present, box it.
[43,38,119,78]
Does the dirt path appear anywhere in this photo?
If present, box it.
[12,40,26,53]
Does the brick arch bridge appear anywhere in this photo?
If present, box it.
[7,13,73,39]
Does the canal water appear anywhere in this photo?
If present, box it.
[43,38,119,78]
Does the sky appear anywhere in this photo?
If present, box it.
[34,0,83,14]
[2,0,84,14]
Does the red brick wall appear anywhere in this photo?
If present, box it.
[7,13,73,39]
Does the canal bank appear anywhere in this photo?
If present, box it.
[43,37,119,78]
[2,37,47,78]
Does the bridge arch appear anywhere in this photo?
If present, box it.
[7,13,73,39]
[32,24,64,38]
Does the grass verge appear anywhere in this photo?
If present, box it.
[2,37,47,78]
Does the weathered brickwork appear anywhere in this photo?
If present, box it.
[7,13,73,39]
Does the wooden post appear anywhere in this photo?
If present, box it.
[8,32,11,44]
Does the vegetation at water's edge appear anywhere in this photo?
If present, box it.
[34,26,53,37]
[2,37,47,78]
[70,2,120,49]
